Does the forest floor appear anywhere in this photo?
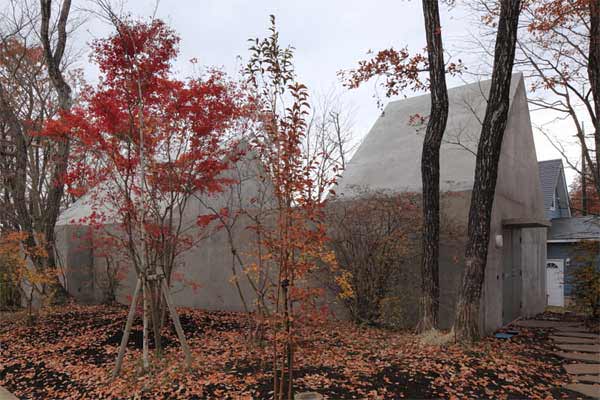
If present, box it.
[0,304,589,399]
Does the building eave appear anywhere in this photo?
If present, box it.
[502,218,552,228]
[547,238,600,243]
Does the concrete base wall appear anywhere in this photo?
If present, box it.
[55,224,98,303]
[56,220,263,311]
[520,228,547,317]
[55,188,547,335]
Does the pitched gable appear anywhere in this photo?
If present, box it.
[336,74,523,197]
[538,159,571,219]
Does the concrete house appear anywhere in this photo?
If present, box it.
[539,159,600,307]
[56,74,549,335]
[55,150,268,312]
[335,73,549,333]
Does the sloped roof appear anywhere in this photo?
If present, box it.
[548,216,600,242]
[56,141,267,226]
[56,180,120,225]
[336,74,523,197]
[537,159,562,211]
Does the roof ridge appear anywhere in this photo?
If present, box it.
[385,73,524,108]
[538,159,563,163]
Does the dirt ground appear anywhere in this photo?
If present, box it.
[0,304,587,399]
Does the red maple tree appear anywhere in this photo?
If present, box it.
[44,18,246,370]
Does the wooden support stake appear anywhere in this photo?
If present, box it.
[161,279,193,367]
[112,277,142,379]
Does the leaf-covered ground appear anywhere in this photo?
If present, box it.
[0,305,586,399]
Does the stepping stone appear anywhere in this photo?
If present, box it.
[564,383,600,399]
[0,387,18,400]
[555,326,591,332]
[295,393,324,400]
[551,335,599,344]
[554,331,600,340]
[557,344,600,353]
[577,375,600,384]
[555,352,600,363]
[564,363,600,375]
[514,320,581,328]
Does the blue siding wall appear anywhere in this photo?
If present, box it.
[547,242,600,296]
[547,207,561,220]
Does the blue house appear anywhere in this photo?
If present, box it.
[539,159,600,307]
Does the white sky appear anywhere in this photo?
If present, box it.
[4,0,585,183]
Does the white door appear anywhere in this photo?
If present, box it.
[546,259,564,307]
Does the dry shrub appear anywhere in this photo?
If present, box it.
[326,188,466,328]
[569,241,600,320]
[326,188,421,325]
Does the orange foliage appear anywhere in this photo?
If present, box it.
[569,173,600,215]
[244,16,338,399]
[0,231,55,317]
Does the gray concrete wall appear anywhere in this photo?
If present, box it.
[520,228,547,316]
[165,151,271,311]
[56,214,264,311]
[55,150,270,311]
[169,214,260,311]
[438,192,470,329]
[55,224,96,303]
[483,76,548,333]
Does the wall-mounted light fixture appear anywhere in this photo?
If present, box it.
[495,234,503,248]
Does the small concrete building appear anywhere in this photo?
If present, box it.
[56,74,549,335]
[55,152,268,312]
[335,73,549,333]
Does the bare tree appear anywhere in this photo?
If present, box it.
[39,0,73,275]
[303,89,356,201]
[470,0,600,202]
[465,0,599,218]
[454,0,522,342]
[0,0,76,305]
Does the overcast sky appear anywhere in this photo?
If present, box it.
[3,0,584,182]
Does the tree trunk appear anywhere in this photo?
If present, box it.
[418,0,449,331]
[582,146,588,215]
[39,0,73,301]
[589,0,600,196]
[151,281,163,357]
[453,0,522,342]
